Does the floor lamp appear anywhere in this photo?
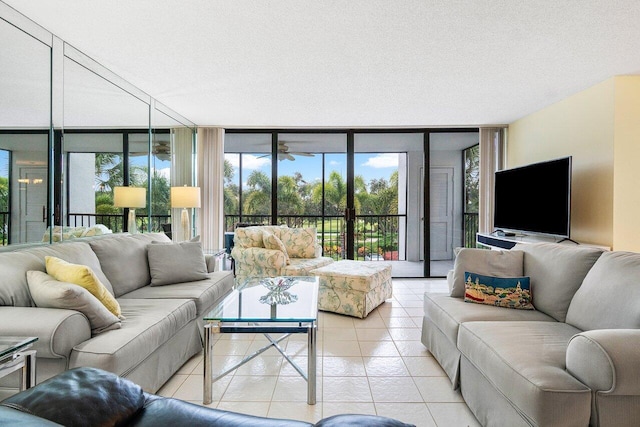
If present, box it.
[113,186,146,234]
[171,186,201,240]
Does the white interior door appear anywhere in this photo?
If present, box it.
[430,167,453,260]
[20,167,47,243]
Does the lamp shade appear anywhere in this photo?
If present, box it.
[113,186,146,208]
[171,186,201,208]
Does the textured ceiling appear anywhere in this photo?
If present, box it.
[4,0,640,128]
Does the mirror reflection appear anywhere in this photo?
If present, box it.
[61,56,150,238]
[152,108,196,240]
[0,18,51,246]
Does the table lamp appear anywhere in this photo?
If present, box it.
[113,186,146,234]
[171,185,201,240]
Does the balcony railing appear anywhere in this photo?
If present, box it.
[1,211,8,246]
[463,212,479,248]
[67,213,170,234]
[224,213,405,261]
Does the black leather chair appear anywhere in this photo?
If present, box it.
[0,367,415,427]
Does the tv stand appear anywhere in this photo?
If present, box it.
[477,233,609,251]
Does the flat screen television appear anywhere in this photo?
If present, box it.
[494,156,572,238]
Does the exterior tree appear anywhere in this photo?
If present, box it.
[243,170,271,215]
[277,175,304,215]
[223,159,238,216]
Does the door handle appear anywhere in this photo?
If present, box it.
[42,206,46,222]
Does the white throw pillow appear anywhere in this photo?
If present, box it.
[26,271,122,335]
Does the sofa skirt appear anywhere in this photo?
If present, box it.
[421,315,461,388]
[122,318,201,393]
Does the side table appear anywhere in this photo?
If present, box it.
[0,336,38,391]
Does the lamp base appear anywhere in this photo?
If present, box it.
[181,208,190,240]
[128,209,137,234]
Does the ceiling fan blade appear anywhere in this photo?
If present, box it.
[290,152,314,157]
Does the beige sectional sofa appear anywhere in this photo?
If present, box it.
[231,225,333,280]
[0,232,234,396]
[422,242,640,426]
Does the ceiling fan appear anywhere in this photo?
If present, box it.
[259,142,315,161]
[130,140,171,161]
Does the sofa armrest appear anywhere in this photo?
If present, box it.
[204,254,216,273]
[0,307,91,359]
[231,247,287,269]
[566,329,640,395]
[446,270,454,293]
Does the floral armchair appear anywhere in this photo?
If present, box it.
[231,225,333,280]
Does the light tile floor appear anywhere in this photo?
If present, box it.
[157,279,481,427]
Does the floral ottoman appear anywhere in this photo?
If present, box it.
[310,260,392,318]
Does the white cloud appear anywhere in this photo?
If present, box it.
[362,153,398,168]
[329,160,340,166]
[226,153,270,170]
[154,167,171,180]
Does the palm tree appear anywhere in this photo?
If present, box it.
[243,170,271,215]
[277,175,303,215]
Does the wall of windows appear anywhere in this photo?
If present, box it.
[0,4,195,246]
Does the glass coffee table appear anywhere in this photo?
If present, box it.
[0,336,38,391]
[203,276,319,405]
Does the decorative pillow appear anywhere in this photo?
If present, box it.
[27,271,122,335]
[147,241,208,286]
[80,224,112,237]
[451,248,524,297]
[278,227,317,258]
[45,256,122,318]
[464,272,534,310]
[263,231,290,264]
[233,226,267,249]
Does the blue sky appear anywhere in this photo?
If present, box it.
[226,152,400,187]
[0,150,7,177]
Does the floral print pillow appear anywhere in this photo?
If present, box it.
[263,231,290,264]
[279,227,317,258]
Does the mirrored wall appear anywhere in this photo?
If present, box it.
[0,4,196,247]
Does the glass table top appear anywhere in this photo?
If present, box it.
[0,336,38,359]
[204,276,319,323]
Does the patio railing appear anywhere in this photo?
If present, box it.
[463,212,479,248]
[67,213,170,234]
[0,211,8,246]
[224,213,405,261]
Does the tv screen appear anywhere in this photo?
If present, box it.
[494,157,572,237]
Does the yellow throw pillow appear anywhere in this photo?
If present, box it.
[45,256,123,318]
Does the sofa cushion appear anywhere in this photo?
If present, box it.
[69,298,196,376]
[514,242,604,322]
[451,248,523,297]
[24,241,115,296]
[458,321,591,426]
[278,227,317,258]
[283,257,334,276]
[0,251,42,307]
[147,242,208,286]
[119,271,234,316]
[423,293,554,345]
[463,273,533,310]
[45,256,122,319]
[566,250,640,331]
[89,235,152,297]
[27,271,122,335]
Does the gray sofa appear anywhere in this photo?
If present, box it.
[421,242,640,426]
[0,232,234,397]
